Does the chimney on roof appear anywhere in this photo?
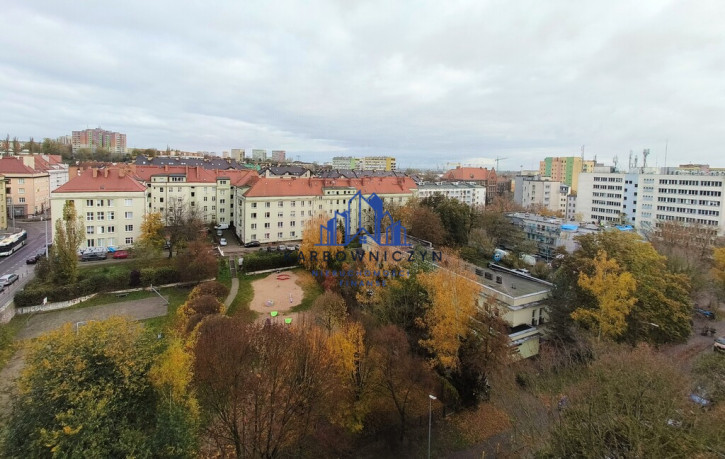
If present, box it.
[119,168,125,178]
[164,165,168,171]
[92,168,98,178]
[104,169,109,178]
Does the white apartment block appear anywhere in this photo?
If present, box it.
[514,175,570,215]
[415,182,486,207]
[577,165,725,235]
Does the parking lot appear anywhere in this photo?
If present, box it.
[212,227,300,255]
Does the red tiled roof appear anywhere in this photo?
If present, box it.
[442,167,497,182]
[0,157,39,175]
[244,176,417,198]
[53,169,146,193]
[133,165,218,183]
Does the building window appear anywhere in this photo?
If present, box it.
[87,240,95,248]
[125,237,134,245]
[264,223,270,229]
[251,234,257,240]
[251,223,257,229]
[277,222,283,228]
[18,178,25,184]
[290,221,296,227]
[220,199,225,204]
[86,212,94,221]
[265,202,271,208]
[290,231,296,237]
[278,212,283,218]
[264,233,270,239]
[125,224,134,232]
[125,211,133,219]
[265,212,270,218]
[96,212,104,221]
[107,226,115,233]
[251,202,257,208]
[278,201,284,207]
[278,232,283,238]
[86,226,94,235]
[212,206,216,211]
[86,199,94,207]
[107,199,113,207]
[18,197,25,203]
[220,209,225,214]
[124,199,132,206]
[18,188,24,194]
[108,211,115,220]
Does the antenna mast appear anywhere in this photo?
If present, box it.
[642,148,650,169]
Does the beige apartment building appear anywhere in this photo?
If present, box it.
[50,169,147,250]
[0,157,50,217]
[234,176,416,244]
[134,166,256,226]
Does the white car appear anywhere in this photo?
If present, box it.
[219,238,228,246]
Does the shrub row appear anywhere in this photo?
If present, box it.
[14,266,183,308]
[242,251,298,273]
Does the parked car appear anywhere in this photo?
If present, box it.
[219,238,228,246]
[26,253,43,264]
[286,245,295,251]
[244,240,261,248]
[112,250,129,259]
[81,252,107,262]
[214,223,230,230]
[0,273,19,286]
[695,308,716,320]
[278,245,287,251]
[715,337,725,353]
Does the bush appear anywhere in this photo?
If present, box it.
[129,270,141,287]
[242,252,298,273]
[140,267,181,286]
[189,281,229,301]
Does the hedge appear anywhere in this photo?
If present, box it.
[242,252,298,273]
[14,266,183,308]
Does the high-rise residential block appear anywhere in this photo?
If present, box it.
[71,127,127,154]
[271,150,286,162]
[539,156,594,193]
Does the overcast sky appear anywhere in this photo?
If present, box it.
[1,1,724,170]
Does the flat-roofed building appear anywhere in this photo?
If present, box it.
[416,181,486,207]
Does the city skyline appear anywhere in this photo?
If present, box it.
[2,1,724,170]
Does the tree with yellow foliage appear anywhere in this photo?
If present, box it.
[299,213,341,272]
[2,317,198,457]
[572,250,637,340]
[418,258,480,372]
[327,321,374,432]
[711,246,725,292]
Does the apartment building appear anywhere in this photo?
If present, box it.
[71,127,127,154]
[271,150,286,162]
[133,166,257,226]
[233,176,416,244]
[332,156,358,169]
[252,149,267,161]
[441,166,498,202]
[0,157,50,217]
[360,156,396,171]
[20,155,69,191]
[415,182,486,207]
[231,149,245,162]
[0,177,7,230]
[513,175,570,214]
[576,168,628,225]
[50,169,146,250]
[539,156,596,193]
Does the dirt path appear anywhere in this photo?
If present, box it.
[16,297,168,340]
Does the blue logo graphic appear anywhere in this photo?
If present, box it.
[317,190,410,247]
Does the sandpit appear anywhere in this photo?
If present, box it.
[249,271,304,322]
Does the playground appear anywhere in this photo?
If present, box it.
[249,271,304,324]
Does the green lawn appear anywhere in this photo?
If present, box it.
[227,273,265,322]
[291,270,323,313]
[66,290,155,311]
[141,286,194,334]
[217,258,232,288]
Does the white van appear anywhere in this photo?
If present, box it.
[214,223,229,230]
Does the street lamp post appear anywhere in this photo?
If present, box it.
[44,216,49,258]
[428,394,437,459]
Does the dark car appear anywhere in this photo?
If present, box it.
[26,253,44,264]
[695,308,716,320]
[244,240,261,248]
[112,250,129,259]
[81,252,107,262]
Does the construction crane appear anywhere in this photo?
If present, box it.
[494,156,508,171]
[446,162,462,168]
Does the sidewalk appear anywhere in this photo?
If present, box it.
[224,277,239,308]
